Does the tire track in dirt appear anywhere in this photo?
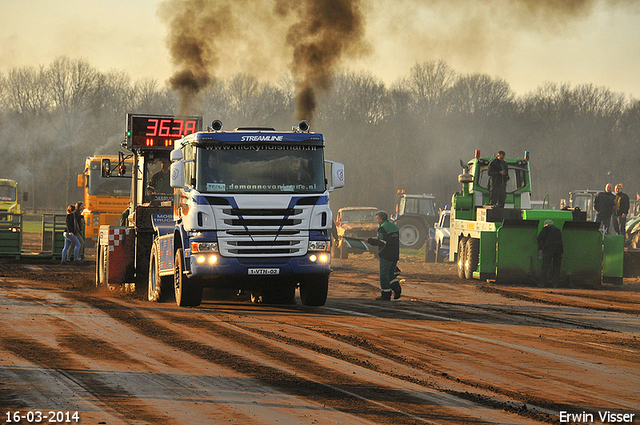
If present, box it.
[67,293,522,425]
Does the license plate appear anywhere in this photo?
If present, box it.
[248,268,280,275]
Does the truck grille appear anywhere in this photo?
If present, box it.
[217,207,308,257]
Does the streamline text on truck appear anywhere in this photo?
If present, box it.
[97,115,345,307]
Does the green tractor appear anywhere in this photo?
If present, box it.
[450,150,623,286]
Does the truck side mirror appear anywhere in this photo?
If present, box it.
[101,159,111,177]
[22,192,28,202]
[77,174,84,188]
[325,160,345,192]
[170,161,185,188]
[170,159,193,188]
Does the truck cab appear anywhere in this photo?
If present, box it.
[157,120,344,306]
[0,179,24,219]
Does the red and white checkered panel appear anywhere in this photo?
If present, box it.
[107,228,127,251]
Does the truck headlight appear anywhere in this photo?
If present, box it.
[191,241,219,253]
[308,241,329,251]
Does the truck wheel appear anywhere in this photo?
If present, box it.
[464,238,479,280]
[96,245,104,288]
[397,218,426,249]
[457,237,467,279]
[339,241,349,259]
[174,248,203,307]
[148,240,171,302]
[97,244,109,288]
[434,241,442,263]
[331,240,340,258]
[300,274,329,306]
[425,238,436,262]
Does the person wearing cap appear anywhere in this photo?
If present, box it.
[488,150,509,208]
[537,219,563,287]
[366,211,401,301]
[612,183,630,239]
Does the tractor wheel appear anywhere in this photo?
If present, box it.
[174,248,203,307]
[300,274,329,306]
[464,238,480,280]
[397,218,426,249]
[148,240,171,302]
[457,237,467,279]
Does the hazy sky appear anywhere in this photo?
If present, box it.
[2,0,640,98]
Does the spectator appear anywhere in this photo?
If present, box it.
[61,205,81,264]
[594,183,615,234]
[537,219,563,287]
[66,201,86,261]
[612,183,630,239]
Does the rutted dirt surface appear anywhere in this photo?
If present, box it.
[1,253,639,424]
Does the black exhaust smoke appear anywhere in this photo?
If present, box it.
[159,0,366,121]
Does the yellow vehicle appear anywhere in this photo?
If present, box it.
[77,155,133,246]
[0,179,23,218]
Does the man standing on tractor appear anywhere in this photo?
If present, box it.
[488,150,509,208]
[367,211,402,301]
[594,183,615,234]
[612,183,630,239]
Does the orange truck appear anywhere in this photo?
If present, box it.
[77,154,133,246]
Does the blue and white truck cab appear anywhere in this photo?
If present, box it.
[150,120,345,306]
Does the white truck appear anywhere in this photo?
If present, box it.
[98,116,345,307]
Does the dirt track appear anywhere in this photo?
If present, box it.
[1,252,639,424]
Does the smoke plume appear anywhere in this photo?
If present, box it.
[275,0,366,121]
[159,0,366,120]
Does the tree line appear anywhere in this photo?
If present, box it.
[1,57,639,214]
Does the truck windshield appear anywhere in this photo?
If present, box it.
[195,145,325,194]
[88,161,131,196]
[477,164,528,193]
[342,209,378,223]
[0,184,16,201]
[401,198,436,216]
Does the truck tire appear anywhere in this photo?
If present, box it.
[148,240,171,302]
[464,238,479,280]
[174,248,203,307]
[97,244,108,288]
[339,240,349,259]
[434,241,442,263]
[96,245,107,288]
[457,237,467,279]
[425,237,436,262]
[397,218,426,249]
[300,274,329,306]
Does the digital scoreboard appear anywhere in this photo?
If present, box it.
[126,114,203,149]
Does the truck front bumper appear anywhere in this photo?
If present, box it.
[188,252,331,278]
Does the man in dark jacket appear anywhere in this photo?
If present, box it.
[537,219,564,287]
[594,183,615,234]
[488,150,509,208]
[612,183,630,239]
[366,211,401,300]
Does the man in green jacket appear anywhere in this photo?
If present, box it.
[367,211,402,300]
